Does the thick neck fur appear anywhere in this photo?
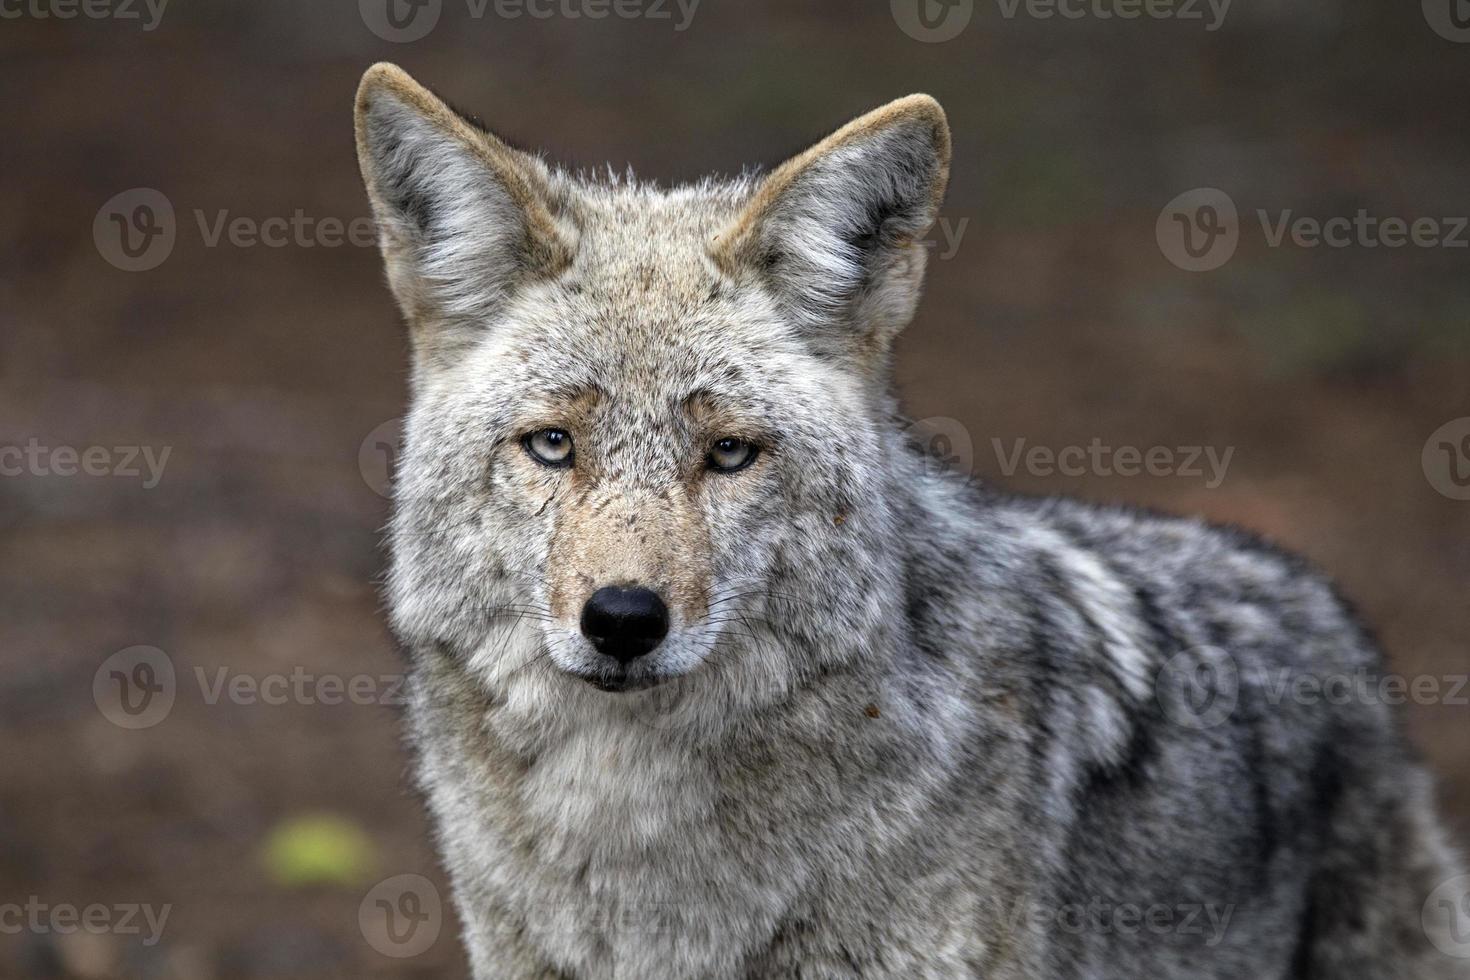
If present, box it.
[401,425,1020,979]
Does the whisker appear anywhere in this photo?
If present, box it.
[708,589,824,613]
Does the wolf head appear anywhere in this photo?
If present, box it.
[356,64,949,732]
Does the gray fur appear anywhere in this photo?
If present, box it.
[355,63,1467,979]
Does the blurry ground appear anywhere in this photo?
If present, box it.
[1,0,1468,976]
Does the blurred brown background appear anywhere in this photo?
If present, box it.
[2,0,1468,976]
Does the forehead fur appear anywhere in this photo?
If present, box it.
[554,171,759,284]
[468,171,817,401]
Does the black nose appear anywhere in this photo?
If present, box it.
[580,586,670,664]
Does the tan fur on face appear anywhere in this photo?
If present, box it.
[519,388,718,626]
[546,483,712,626]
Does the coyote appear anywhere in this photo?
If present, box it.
[354,63,1466,979]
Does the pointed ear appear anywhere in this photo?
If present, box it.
[711,95,951,359]
[354,63,575,362]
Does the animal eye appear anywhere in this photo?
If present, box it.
[707,437,757,473]
[523,428,574,468]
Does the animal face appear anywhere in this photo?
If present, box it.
[356,64,949,718]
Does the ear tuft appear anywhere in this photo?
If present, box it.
[712,95,951,355]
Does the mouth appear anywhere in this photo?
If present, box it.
[571,670,669,693]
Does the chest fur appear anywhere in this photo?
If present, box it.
[422,710,800,979]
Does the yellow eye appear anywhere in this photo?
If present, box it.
[708,437,757,473]
[524,428,574,467]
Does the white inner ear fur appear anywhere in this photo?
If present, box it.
[752,124,945,328]
[360,93,545,322]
